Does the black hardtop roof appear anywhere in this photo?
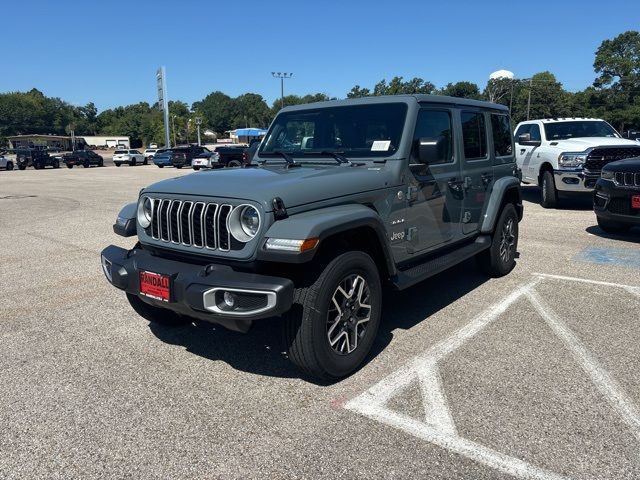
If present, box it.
[280,94,508,113]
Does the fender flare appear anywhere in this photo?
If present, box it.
[113,202,137,237]
[257,204,396,275]
[480,177,522,234]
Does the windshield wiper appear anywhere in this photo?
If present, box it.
[260,150,299,167]
[302,150,351,165]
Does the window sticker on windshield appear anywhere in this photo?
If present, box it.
[371,140,391,151]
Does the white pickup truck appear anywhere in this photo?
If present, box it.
[514,118,640,208]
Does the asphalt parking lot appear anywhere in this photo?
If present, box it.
[1,167,639,479]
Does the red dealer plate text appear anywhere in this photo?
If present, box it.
[139,271,171,302]
[632,195,640,209]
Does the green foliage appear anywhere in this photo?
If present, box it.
[438,81,481,99]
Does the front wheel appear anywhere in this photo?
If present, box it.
[228,160,242,168]
[476,203,519,277]
[6,162,13,171]
[597,216,631,234]
[143,158,148,165]
[540,170,559,208]
[193,166,200,170]
[126,293,191,326]
[284,251,382,379]
[18,164,26,170]
[52,159,60,169]
[176,165,182,169]
[157,165,164,168]
[115,162,121,167]
[130,159,136,166]
[83,160,90,168]
[66,164,73,169]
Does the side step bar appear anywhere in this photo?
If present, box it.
[392,235,491,290]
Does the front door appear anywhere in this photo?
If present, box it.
[404,108,464,254]
[515,123,541,182]
[459,110,493,234]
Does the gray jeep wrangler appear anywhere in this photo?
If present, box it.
[101,95,523,379]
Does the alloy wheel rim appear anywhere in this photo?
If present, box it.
[499,217,516,263]
[326,274,371,355]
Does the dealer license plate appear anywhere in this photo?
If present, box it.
[632,195,640,209]
[139,271,171,302]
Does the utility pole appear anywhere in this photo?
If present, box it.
[271,72,293,110]
[526,77,533,121]
[186,119,191,144]
[196,117,202,146]
[156,67,170,148]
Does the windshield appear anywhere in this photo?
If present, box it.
[114,150,128,154]
[260,103,407,159]
[544,121,620,141]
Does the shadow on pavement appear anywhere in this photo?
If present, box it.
[586,225,640,243]
[521,185,592,210]
[149,258,491,383]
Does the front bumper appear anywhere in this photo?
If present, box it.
[153,158,172,166]
[100,244,294,331]
[554,169,600,192]
[593,179,640,226]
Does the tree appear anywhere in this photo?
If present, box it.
[510,72,571,124]
[439,81,481,99]
[347,85,371,98]
[231,93,270,128]
[483,77,513,104]
[193,91,234,134]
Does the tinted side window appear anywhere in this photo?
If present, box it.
[529,124,541,142]
[514,124,530,141]
[412,109,453,164]
[461,111,487,160]
[491,114,513,157]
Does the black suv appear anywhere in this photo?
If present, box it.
[594,157,640,233]
[15,147,58,170]
[155,145,209,169]
[63,150,105,168]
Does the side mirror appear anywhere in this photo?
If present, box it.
[418,136,445,164]
[517,133,541,147]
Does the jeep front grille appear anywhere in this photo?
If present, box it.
[149,199,232,251]
[585,147,640,171]
[613,171,640,188]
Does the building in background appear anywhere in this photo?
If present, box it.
[228,128,267,144]
[7,134,130,150]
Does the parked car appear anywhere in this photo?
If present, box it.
[245,139,262,163]
[192,151,220,170]
[153,145,208,168]
[0,152,14,171]
[15,147,59,170]
[101,95,523,380]
[143,148,158,161]
[514,117,640,208]
[594,157,640,233]
[113,149,146,167]
[63,150,104,168]
[148,143,159,149]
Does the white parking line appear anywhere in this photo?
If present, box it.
[346,274,640,479]
[527,289,640,442]
[533,272,640,296]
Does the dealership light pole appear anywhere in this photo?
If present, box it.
[272,72,293,110]
[156,67,170,148]
[196,117,202,146]
[171,115,177,146]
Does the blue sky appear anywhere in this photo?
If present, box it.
[1,0,638,112]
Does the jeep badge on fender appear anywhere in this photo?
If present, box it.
[101,95,523,380]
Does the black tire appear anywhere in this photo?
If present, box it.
[176,165,182,169]
[597,216,631,234]
[6,162,13,171]
[228,160,242,168]
[83,160,90,168]
[126,293,191,326]
[130,159,136,166]
[115,162,121,167]
[52,159,60,169]
[158,165,164,168]
[99,159,104,167]
[18,164,26,170]
[143,158,148,165]
[540,170,559,208]
[284,251,382,379]
[66,164,73,169]
[476,203,519,277]
[193,166,200,171]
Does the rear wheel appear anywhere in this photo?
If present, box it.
[130,159,136,166]
[540,170,559,208]
[284,251,382,379]
[52,159,60,169]
[597,216,631,234]
[157,165,164,168]
[176,165,182,169]
[66,164,73,169]
[477,203,519,277]
[126,293,191,326]
[99,158,104,167]
[228,160,242,168]
[83,160,90,168]
[143,158,148,165]
[193,166,200,170]
[115,162,121,167]
[18,164,26,170]
[6,162,13,171]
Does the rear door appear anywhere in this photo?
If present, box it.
[458,109,492,235]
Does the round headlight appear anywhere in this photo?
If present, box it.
[137,196,153,228]
[228,204,260,242]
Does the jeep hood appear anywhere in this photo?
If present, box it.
[548,137,640,152]
[143,164,397,210]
